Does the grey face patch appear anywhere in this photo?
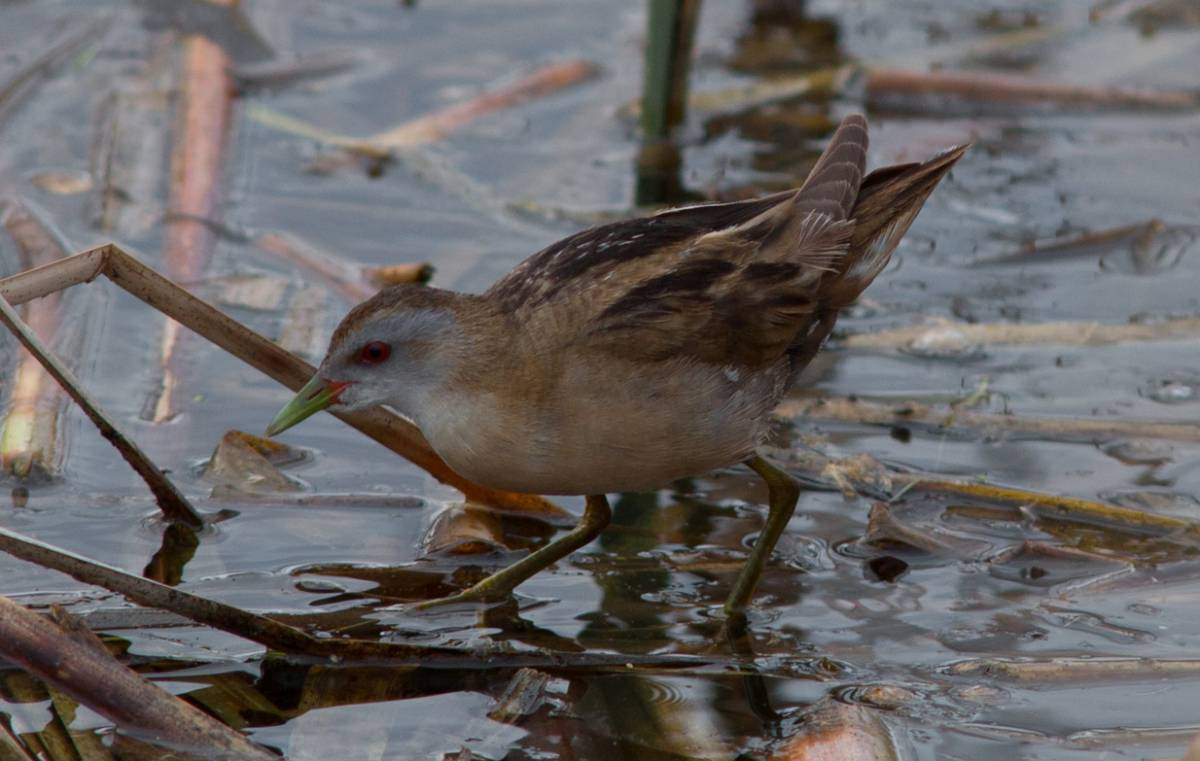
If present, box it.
[319,307,461,419]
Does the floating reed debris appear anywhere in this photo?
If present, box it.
[0,243,562,518]
[945,655,1200,683]
[0,597,278,761]
[248,59,597,160]
[0,200,89,480]
[863,67,1199,111]
[972,219,1168,266]
[683,63,1197,119]
[781,394,1200,444]
[368,59,597,149]
[257,231,433,303]
[147,4,237,423]
[843,315,1200,351]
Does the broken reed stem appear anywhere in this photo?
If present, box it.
[0,244,563,518]
[780,395,1200,443]
[0,291,203,527]
[0,596,278,761]
[842,316,1200,350]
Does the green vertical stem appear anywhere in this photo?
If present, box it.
[638,0,702,206]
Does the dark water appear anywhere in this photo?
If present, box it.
[1,1,1200,759]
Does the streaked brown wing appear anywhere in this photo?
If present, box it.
[579,115,870,366]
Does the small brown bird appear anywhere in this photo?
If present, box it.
[267,115,966,615]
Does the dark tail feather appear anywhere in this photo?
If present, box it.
[794,114,869,221]
[825,142,969,307]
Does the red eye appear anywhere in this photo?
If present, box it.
[359,341,391,364]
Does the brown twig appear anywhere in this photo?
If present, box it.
[0,596,278,760]
[780,395,1200,444]
[0,244,563,517]
[0,288,203,527]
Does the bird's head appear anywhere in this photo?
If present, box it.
[265,285,470,436]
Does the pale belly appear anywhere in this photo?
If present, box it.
[418,358,786,495]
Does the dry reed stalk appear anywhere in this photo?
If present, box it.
[0,597,278,761]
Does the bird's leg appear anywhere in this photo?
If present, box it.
[723,455,801,616]
[415,493,612,609]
